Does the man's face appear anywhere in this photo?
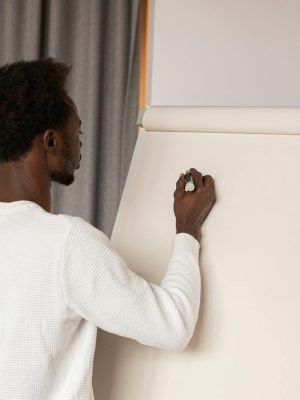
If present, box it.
[50,98,82,186]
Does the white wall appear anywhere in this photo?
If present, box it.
[147,0,300,106]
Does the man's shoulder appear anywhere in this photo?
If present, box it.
[55,213,108,245]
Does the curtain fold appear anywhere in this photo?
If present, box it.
[0,0,140,237]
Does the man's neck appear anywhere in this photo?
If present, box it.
[0,160,52,212]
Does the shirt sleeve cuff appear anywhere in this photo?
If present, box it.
[172,233,200,259]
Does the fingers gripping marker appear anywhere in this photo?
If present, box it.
[184,170,195,192]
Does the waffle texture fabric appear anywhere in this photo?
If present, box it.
[0,200,200,400]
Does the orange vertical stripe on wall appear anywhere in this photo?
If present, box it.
[139,0,150,108]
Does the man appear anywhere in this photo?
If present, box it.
[0,59,215,399]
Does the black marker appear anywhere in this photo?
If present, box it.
[184,170,195,192]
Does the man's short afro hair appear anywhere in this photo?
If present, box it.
[0,58,72,162]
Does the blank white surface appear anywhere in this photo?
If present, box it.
[93,108,300,399]
[148,0,300,106]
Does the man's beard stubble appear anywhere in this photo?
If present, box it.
[50,137,75,186]
[51,167,75,186]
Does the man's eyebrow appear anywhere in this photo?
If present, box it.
[78,119,82,127]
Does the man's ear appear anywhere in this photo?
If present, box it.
[43,130,56,151]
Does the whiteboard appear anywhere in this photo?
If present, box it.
[93,107,300,400]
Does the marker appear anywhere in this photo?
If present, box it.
[184,170,195,192]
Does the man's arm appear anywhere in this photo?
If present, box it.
[60,168,215,350]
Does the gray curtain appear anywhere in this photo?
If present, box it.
[0,0,140,237]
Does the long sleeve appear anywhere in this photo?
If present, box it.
[61,216,200,350]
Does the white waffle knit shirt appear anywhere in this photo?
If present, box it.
[0,200,200,400]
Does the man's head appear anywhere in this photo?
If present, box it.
[0,58,82,186]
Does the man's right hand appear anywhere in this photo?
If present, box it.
[173,168,216,242]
